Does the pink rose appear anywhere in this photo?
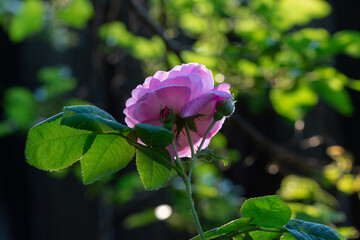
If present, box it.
[124,63,232,158]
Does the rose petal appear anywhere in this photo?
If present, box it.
[180,63,199,74]
[191,64,214,92]
[157,74,203,100]
[180,90,232,118]
[134,85,191,122]
[124,104,137,127]
[214,83,231,93]
[153,71,170,82]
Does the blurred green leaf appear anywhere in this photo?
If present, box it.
[240,195,291,228]
[0,121,15,137]
[80,134,135,184]
[251,0,331,31]
[278,175,338,207]
[179,12,207,35]
[123,208,158,229]
[37,66,77,97]
[310,68,353,115]
[333,30,360,58]
[113,171,144,204]
[270,85,318,121]
[237,60,258,78]
[182,51,218,69]
[336,226,359,240]
[4,87,36,129]
[56,0,94,29]
[346,79,360,91]
[287,203,345,224]
[8,0,44,42]
[99,21,165,60]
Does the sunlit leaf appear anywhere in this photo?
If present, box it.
[270,85,318,121]
[179,12,207,35]
[56,0,94,29]
[237,60,258,77]
[182,51,218,69]
[99,21,165,60]
[136,147,172,190]
[251,0,331,31]
[8,0,44,42]
[80,134,135,184]
[25,115,92,171]
[240,195,292,228]
[336,174,356,195]
[310,68,353,116]
[336,226,359,240]
[278,175,338,207]
[286,203,345,224]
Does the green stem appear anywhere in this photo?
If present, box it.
[184,177,205,240]
[196,120,217,155]
[226,226,284,238]
[184,122,196,181]
[184,122,205,240]
[172,141,187,179]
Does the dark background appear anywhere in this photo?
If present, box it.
[1,0,360,239]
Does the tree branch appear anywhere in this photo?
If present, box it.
[231,112,327,176]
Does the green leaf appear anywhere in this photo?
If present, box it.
[80,134,135,184]
[56,0,94,29]
[25,116,93,171]
[191,218,254,240]
[61,105,131,133]
[270,85,318,121]
[285,219,346,240]
[281,232,297,240]
[136,147,172,190]
[249,230,282,240]
[197,148,229,166]
[8,0,44,42]
[135,123,174,147]
[240,195,292,228]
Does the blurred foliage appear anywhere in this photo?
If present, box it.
[1,0,360,238]
[0,65,89,137]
